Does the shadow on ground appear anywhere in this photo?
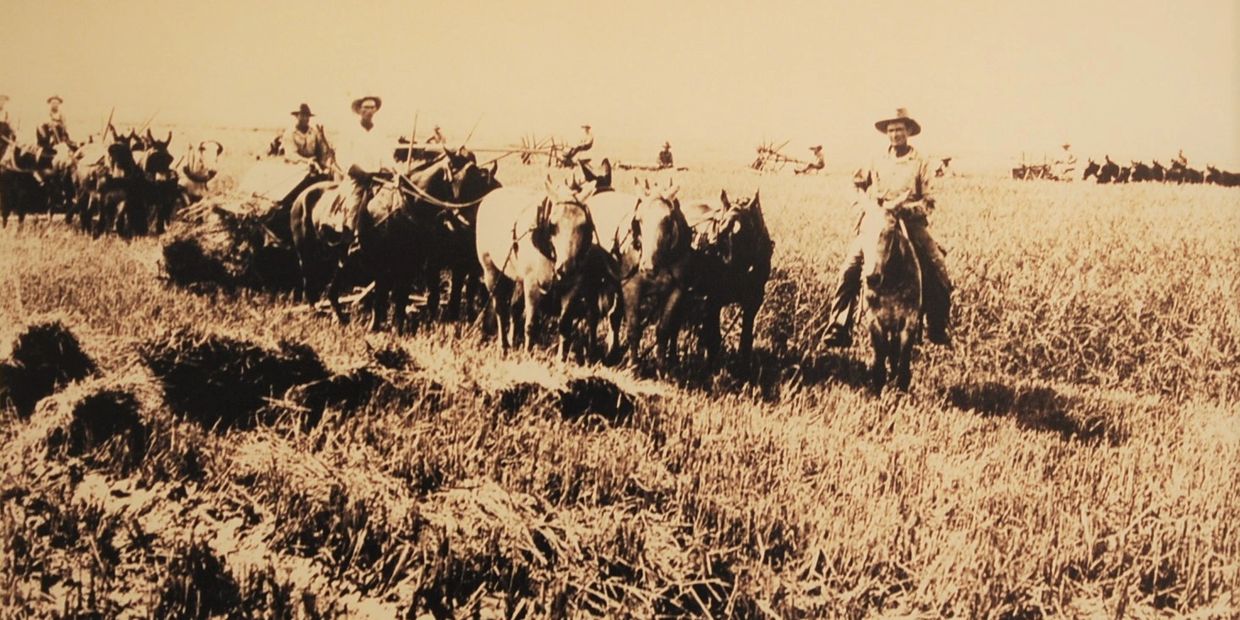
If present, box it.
[944,380,1126,445]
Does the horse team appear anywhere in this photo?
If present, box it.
[0,126,223,234]
[291,153,778,378]
[1081,157,1238,185]
[3,130,943,393]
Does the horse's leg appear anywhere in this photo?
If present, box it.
[740,300,760,363]
[622,280,644,366]
[603,287,625,365]
[370,273,389,332]
[447,267,466,323]
[656,287,686,369]
[523,282,545,352]
[700,303,722,370]
[896,325,915,392]
[869,325,887,395]
[326,259,353,325]
[556,281,584,363]
[425,264,442,322]
[481,264,511,352]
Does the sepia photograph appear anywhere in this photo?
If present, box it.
[0,0,1236,617]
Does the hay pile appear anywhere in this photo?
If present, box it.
[0,320,96,418]
[44,388,149,472]
[160,201,301,294]
[139,330,329,431]
[490,376,637,424]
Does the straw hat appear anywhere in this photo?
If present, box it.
[47,95,64,105]
[350,96,382,114]
[874,108,920,136]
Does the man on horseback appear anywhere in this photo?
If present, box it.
[335,95,394,253]
[824,108,953,348]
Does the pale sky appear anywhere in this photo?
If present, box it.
[2,0,1236,168]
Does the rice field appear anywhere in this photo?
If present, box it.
[1,127,1237,618]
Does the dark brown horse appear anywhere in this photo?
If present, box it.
[290,150,491,332]
[0,144,45,228]
[858,192,921,394]
[683,190,773,371]
[419,156,501,323]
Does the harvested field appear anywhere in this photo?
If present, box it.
[0,156,1237,617]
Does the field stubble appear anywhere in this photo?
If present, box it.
[0,145,1237,618]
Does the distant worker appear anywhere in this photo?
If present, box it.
[796,145,825,174]
[36,95,75,152]
[935,157,952,177]
[336,94,394,253]
[1172,148,1188,168]
[657,141,674,169]
[280,103,333,174]
[824,108,953,348]
[426,125,446,145]
[560,123,593,166]
[0,95,13,162]
[1054,143,1077,181]
[0,95,12,143]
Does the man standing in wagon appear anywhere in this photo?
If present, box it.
[823,108,953,348]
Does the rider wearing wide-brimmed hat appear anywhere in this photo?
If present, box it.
[36,94,75,152]
[824,108,953,347]
[281,103,333,173]
[335,94,394,254]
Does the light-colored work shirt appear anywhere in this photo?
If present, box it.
[856,145,935,216]
[338,121,393,174]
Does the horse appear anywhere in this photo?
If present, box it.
[290,151,482,331]
[858,192,922,394]
[475,178,605,358]
[0,145,44,228]
[682,190,773,371]
[140,130,180,233]
[419,155,502,323]
[179,140,223,205]
[587,178,693,368]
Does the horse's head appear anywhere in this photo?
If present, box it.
[106,138,137,176]
[579,158,612,191]
[1083,159,1100,180]
[713,190,769,271]
[128,129,146,151]
[536,176,597,278]
[143,131,175,178]
[629,178,686,274]
[860,191,915,292]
